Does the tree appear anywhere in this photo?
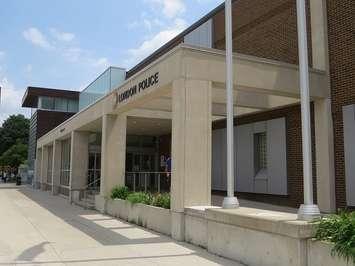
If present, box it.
[0,114,30,155]
[0,141,28,170]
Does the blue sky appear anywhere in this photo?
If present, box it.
[0,0,223,123]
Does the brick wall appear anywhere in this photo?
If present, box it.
[213,104,317,208]
[213,0,313,66]
[327,0,355,209]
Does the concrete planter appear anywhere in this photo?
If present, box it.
[308,240,352,266]
[105,198,171,236]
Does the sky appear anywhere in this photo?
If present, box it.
[0,0,223,124]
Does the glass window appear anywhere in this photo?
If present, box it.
[60,139,71,186]
[39,96,54,110]
[68,99,78,113]
[54,98,68,111]
[254,132,267,175]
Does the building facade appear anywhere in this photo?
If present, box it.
[30,0,354,222]
[22,87,80,185]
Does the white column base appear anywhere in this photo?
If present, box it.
[222,196,239,209]
[297,204,321,221]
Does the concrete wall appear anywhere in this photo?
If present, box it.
[212,118,287,195]
[184,207,350,266]
[307,240,351,266]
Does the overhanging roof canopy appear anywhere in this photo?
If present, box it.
[22,87,80,108]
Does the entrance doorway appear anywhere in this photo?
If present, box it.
[88,147,101,189]
[125,135,170,192]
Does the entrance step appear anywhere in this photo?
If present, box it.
[73,198,95,210]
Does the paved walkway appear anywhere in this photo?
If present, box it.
[0,184,242,266]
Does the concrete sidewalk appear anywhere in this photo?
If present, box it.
[0,184,242,266]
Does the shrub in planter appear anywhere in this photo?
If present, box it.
[152,193,170,209]
[127,192,153,205]
[314,211,355,264]
[110,186,130,200]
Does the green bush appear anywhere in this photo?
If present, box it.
[110,186,130,200]
[152,193,170,209]
[126,192,153,205]
[314,211,355,263]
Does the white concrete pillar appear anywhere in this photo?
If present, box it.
[40,146,49,191]
[70,131,89,198]
[171,79,212,240]
[310,0,336,213]
[34,148,42,189]
[52,140,62,195]
[100,114,127,198]
[314,99,336,213]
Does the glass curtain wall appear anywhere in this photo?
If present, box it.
[60,139,71,187]
[38,96,78,112]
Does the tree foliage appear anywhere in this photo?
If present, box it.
[0,115,30,169]
[0,141,28,168]
[0,114,29,155]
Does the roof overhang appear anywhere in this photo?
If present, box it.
[37,44,329,147]
[22,87,80,108]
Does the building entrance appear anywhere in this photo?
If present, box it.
[88,145,101,190]
[125,135,170,193]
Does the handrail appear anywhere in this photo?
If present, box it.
[126,171,170,174]
[69,177,101,209]
[125,172,171,193]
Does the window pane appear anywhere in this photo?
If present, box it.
[60,139,71,186]
[39,96,54,110]
[55,98,68,111]
[254,132,267,174]
[68,99,78,112]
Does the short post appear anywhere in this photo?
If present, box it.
[296,0,320,220]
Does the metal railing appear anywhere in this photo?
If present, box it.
[125,172,171,193]
[70,177,100,209]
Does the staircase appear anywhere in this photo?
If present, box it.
[77,189,97,209]
[71,179,100,210]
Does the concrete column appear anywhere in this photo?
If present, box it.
[34,148,42,189]
[52,140,62,195]
[69,131,89,201]
[40,146,49,191]
[100,114,127,198]
[171,79,212,240]
[310,0,336,213]
[314,99,336,213]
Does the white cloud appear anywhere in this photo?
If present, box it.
[50,28,75,42]
[62,47,83,62]
[24,64,33,73]
[126,18,187,66]
[23,27,53,50]
[0,77,29,124]
[90,57,110,68]
[146,0,185,18]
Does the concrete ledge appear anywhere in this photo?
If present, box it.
[308,240,352,266]
[184,206,220,248]
[206,207,315,239]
